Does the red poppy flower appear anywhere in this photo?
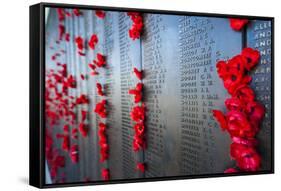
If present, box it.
[133,67,143,80]
[129,83,143,103]
[65,11,71,17]
[80,74,85,80]
[62,136,70,151]
[233,85,255,103]
[93,53,106,67]
[212,110,227,130]
[99,144,109,162]
[130,104,146,122]
[241,48,260,71]
[73,9,82,17]
[229,18,249,31]
[246,101,265,123]
[236,150,261,171]
[59,64,67,77]
[88,63,96,70]
[88,34,98,50]
[225,97,246,112]
[224,168,238,173]
[133,135,146,151]
[226,111,256,138]
[91,71,99,76]
[58,24,65,41]
[230,143,261,171]
[96,83,104,96]
[54,155,65,168]
[134,123,145,136]
[51,55,56,61]
[72,128,78,139]
[95,10,106,18]
[70,144,79,163]
[94,100,107,118]
[76,94,89,105]
[63,124,69,133]
[75,36,84,51]
[127,12,141,18]
[81,110,87,121]
[99,122,106,133]
[217,55,248,94]
[78,51,86,56]
[136,162,145,172]
[129,27,141,40]
[88,63,99,76]
[101,168,110,180]
[79,122,89,137]
[50,166,58,178]
[57,8,65,22]
[65,33,70,42]
[231,136,257,147]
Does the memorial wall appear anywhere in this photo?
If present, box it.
[44,8,272,184]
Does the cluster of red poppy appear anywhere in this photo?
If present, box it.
[96,83,105,96]
[129,67,146,172]
[89,52,110,179]
[48,8,148,181]
[98,122,109,162]
[127,12,143,40]
[229,18,249,31]
[56,125,70,151]
[95,83,110,179]
[129,82,143,103]
[213,47,265,172]
[46,65,85,181]
[56,8,76,44]
[46,131,66,179]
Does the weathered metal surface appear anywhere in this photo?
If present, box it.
[45,7,273,184]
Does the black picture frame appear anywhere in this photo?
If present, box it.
[30,2,274,188]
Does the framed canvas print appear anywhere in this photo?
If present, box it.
[29,2,274,188]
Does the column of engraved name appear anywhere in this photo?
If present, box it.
[118,12,140,178]
[142,14,166,177]
[178,17,219,174]
[247,20,272,171]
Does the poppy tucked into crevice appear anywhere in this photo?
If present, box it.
[213,47,264,173]
[127,12,143,40]
[229,18,249,31]
[129,67,147,173]
[94,100,107,118]
[88,34,98,50]
[95,10,106,19]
